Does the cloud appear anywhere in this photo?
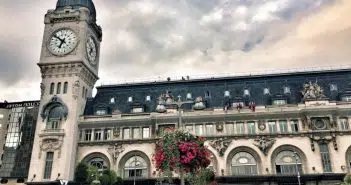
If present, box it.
[1,0,349,102]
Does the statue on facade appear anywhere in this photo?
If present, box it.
[72,80,80,100]
[209,138,232,157]
[108,143,124,162]
[301,82,326,100]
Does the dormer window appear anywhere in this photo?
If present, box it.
[128,97,133,102]
[263,88,270,95]
[342,96,351,102]
[96,109,107,116]
[186,93,192,100]
[283,86,291,94]
[273,99,286,105]
[132,107,144,113]
[110,98,115,104]
[146,96,151,101]
[330,84,338,92]
[224,91,230,97]
[243,89,250,96]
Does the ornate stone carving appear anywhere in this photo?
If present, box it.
[209,138,232,157]
[40,95,68,121]
[40,83,45,97]
[216,122,224,132]
[113,128,121,138]
[301,82,326,100]
[39,138,63,158]
[253,137,275,155]
[72,80,80,100]
[258,120,266,131]
[108,143,124,162]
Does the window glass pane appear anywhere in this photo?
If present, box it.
[226,123,234,135]
[95,130,102,141]
[96,109,107,116]
[132,108,143,113]
[133,128,141,139]
[279,120,288,133]
[231,152,257,175]
[290,120,299,132]
[236,122,244,134]
[185,125,193,133]
[275,151,302,175]
[268,121,277,133]
[104,129,111,140]
[85,130,92,141]
[273,100,286,105]
[142,127,150,138]
[123,128,130,139]
[340,118,349,130]
[206,124,214,135]
[319,144,332,172]
[63,82,68,94]
[248,122,255,135]
[195,125,203,136]
[56,83,61,94]
[50,83,55,95]
[124,156,148,178]
[43,152,54,179]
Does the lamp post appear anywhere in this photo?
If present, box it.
[164,95,193,185]
[293,152,301,185]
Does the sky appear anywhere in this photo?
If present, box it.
[0,0,350,102]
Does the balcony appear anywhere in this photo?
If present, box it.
[39,129,65,137]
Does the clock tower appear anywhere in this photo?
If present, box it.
[28,0,102,181]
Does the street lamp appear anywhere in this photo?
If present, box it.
[293,152,301,185]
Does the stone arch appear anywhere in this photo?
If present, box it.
[270,145,307,174]
[207,150,218,175]
[82,152,111,171]
[118,150,151,179]
[40,95,68,121]
[226,146,262,175]
[346,145,351,172]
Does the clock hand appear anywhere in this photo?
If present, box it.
[58,38,66,48]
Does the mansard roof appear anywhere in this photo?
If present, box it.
[83,68,351,115]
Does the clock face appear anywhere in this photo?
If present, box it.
[48,29,78,56]
[86,36,97,65]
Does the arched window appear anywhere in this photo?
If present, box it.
[275,151,302,174]
[89,157,109,172]
[50,83,55,95]
[82,87,85,98]
[63,82,68,94]
[56,82,61,94]
[46,106,64,130]
[85,88,88,98]
[123,156,148,178]
[231,152,257,175]
[347,148,351,172]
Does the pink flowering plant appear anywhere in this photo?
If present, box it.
[153,128,211,181]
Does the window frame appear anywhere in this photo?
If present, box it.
[43,152,54,180]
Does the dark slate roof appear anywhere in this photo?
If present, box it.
[84,69,351,115]
[56,0,96,21]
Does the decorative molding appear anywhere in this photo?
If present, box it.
[107,143,124,163]
[208,138,232,157]
[40,95,68,121]
[39,62,97,87]
[113,127,121,138]
[253,137,275,155]
[40,83,45,98]
[39,138,63,158]
[216,122,224,132]
[72,80,80,100]
[258,120,266,131]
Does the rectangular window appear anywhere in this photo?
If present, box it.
[85,130,92,141]
[248,122,256,135]
[279,120,288,133]
[43,152,54,180]
[0,114,3,119]
[132,108,144,113]
[185,125,193,133]
[226,122,234,135]
[94,129,102,141]
[142,127,150,138]
[104,129,112,140]
[268,121,277,133]
[133,128,141,139]
[236,122,245,134]
[206,124,214,135]
[123,128,130,139]
[96,109,107,116]
[290,120,299,132]
[340,118,349,130]
[195,125,204,136]
[319,144,332,172]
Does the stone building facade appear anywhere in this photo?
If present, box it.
[0,0,351,185]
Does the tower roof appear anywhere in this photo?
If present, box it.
[56,0,96,21]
